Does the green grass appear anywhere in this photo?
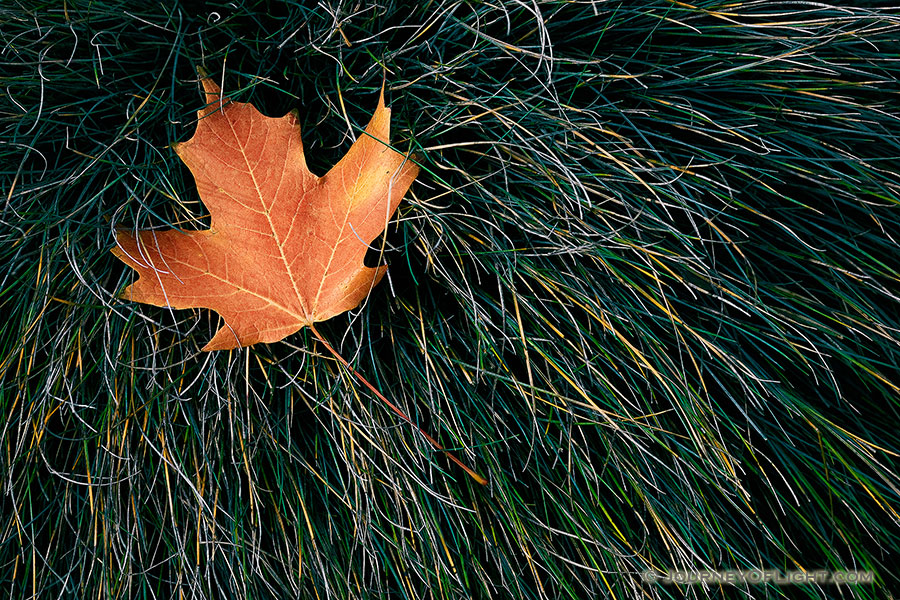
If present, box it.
[2,1,900,598]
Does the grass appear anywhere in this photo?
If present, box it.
[2,1,900,598]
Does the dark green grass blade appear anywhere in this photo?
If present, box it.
[1,1,899,598]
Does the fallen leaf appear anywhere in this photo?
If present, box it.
[112,72,486,485]
[112,72,419,350]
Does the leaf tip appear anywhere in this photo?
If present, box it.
[194,67,226,117]
[203,325,245,352]
[286,108,302,128]
[377,89,388,118]
[110,229,131,258]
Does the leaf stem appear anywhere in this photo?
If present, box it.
[309,324,488,486]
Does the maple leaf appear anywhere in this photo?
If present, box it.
[111,72,486,486]
[112,73,419,351]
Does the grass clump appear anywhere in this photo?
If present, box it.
[2,1,899,598]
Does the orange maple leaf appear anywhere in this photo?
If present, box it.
[112,73,418,351]
[112,73,486,485]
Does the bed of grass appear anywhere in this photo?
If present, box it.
[2,1,899,598]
